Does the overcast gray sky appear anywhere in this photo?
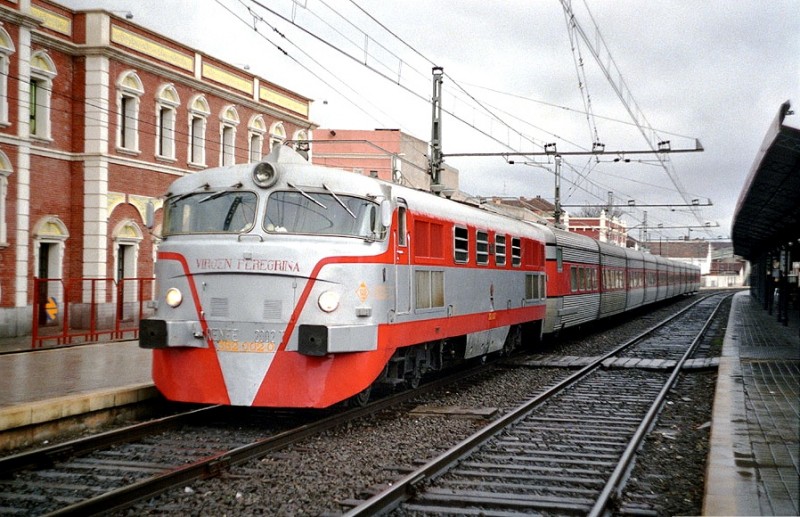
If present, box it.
[63,0,799,241]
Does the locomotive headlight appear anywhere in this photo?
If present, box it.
[165,287,183,308]
[318,290,340,313]
[253,162,279,188]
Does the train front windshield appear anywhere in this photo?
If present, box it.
[265,191,385,240]
[164,190,258,235]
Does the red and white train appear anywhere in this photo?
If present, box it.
[140,146,700,408]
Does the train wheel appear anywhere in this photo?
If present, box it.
[406,369,422,389]
[347,386,371,407]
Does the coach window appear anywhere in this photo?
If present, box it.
[495,234,506,266]
[570,266,578,292]
[30,51,57,140]
[476,230,489,265]
[155,84,179,160]
[220,105,240,166]
[556,247,563,272]
[511,237,521,267]
[116,71,144,153]
[453,226,468,263]
[0,27,13,126]
[188,95,210,167]
[248,115,266,162]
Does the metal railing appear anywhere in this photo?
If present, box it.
[31,277,155,348]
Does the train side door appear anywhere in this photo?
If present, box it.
[394,201,411,316]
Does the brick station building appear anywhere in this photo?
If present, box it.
[0,0,313,338]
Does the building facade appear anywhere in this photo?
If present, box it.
[312,128,459,194]
[0,0,313,338]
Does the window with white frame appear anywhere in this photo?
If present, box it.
[0,151,11,246]
[113,219,144,305]
[188,94,210,166]
[293,129,310,158]
[269,121,286,151]
[0,27,14,126]
[155,84,179,160]
[220,105,239,166]
[116,70,144,152]
[30,50,57,140]
[248,115,266,162]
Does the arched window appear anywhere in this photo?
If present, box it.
[116,70,144,152]
[112,219,144,304]
[219,105,239,166]
[155,83,180,160]
[293,129,309,159]
[269,121,286,151]
[0,27,15,126]
[30,50,57,140]
[247,115,266,162]
[188,94,210,166]
[0,150,11,246]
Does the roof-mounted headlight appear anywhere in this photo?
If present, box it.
[253,162,279,188]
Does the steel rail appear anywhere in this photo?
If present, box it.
[589,294,729,516]
[344,293,723,516]
[42,363,490,516]
[0,405,219,474]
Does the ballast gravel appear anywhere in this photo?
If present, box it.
[125,294,725,516]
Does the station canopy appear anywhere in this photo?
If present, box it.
[732,101,800,260]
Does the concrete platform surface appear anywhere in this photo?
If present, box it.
[704,291,799,516]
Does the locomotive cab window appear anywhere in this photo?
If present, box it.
[265,190,385,240]
[164,190,258,235]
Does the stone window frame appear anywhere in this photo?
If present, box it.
[30,50,58,141]
[155,83,180,160]
[219,104,239,166]
[115,70,145,153]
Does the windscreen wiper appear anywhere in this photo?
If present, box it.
[287,182,326,209]
[198,182,243,204]
[323,183,356,219]
[170,183,210,203]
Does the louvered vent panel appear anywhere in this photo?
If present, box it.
[263,300,283,321]
[210,297,229,318]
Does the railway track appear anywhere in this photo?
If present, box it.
[0,364,490,516]
[344,293,729,516]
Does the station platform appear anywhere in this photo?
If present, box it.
[704,290,799,516]
[0,339,155,449]
[0,291,797,516]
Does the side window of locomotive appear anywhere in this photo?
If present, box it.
[476,230,489,265]
[453,226,469,263]
[511,237,521,267]
[495,234,506,266]
[163,190,257,235]
[415,270,444,310]
[556,247,563,272]
[397,206,407,246]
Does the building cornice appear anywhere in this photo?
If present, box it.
[29,29,315,130]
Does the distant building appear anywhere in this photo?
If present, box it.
[311,128,459,194]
